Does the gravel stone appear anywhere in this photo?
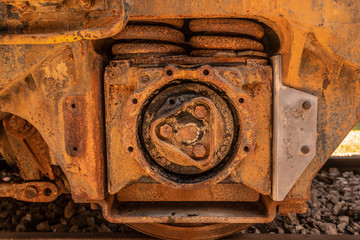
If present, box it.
[99,223,111,232]
[36,221,50,232]
[0,167,358,236]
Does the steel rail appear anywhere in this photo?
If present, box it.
[323,156,360,173]
[0,232,359,240]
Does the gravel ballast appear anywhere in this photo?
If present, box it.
[0,168,359,235]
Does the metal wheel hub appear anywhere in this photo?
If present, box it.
[141,82,236,175]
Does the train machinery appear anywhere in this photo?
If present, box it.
[0,0,360,239]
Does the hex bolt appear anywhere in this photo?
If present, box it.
[194,105,208,119]
[301,146,310,154]
[159,124,173,139]
[24,186,38,199]
[302,101,311,110]
[193,144,207,158]
[140,74,150,83]
[80,0,93,8]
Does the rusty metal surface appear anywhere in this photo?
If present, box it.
[105,57,272,196]
[106,63,263,191]
[100,195,276,224]
[116,183,259,202]
[63,96,86,157]
[0,0,130,44]
[277,201,307,216]
[0,0,360,234]
[130,19,184,29]
[115,55,266,65]
[3,115,54,179]
[189,19,264,39]
[143,85,236,175]
[271,55,318,201]
[0,42,106,202]
[112,43,185,56]
[190,36,264,51]
[0,181,61,202]
[112,25,185,43]
[128,223,251,240]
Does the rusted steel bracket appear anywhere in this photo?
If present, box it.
[0,181,61,202]
[271,55,318,201]
[3,115,55,179]
[0,0,130,44]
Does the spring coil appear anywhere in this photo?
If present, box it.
[112,19,185,57]
[189,19,266,57]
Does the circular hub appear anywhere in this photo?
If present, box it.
[139,81,239,181]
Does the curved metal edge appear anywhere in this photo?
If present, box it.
[0,0,131,45]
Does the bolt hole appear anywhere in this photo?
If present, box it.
[73,147,78,151]
[132,98,138,104]
[44,188,52,196]
[173,129,178,134]
[169,99,175,105]
[203,69,209,75]
[244,146,249,152]
[239,98,244,103]
[301,146,310,154]
[128,146,134,152]
[166,70,173,76]
[71,104,76,108]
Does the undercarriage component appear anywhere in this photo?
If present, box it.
[0,181,62,202]
[271,55,318,201]
[2,115,54,180]
[127,223,251,240]
[112,20,185,56]
[189,19,265,57]
[103,29,274,223]
[0,0,130,44]
[1,1,360,238]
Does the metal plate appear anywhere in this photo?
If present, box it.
[271,55,318,201]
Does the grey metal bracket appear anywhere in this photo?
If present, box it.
[271,55,318,201]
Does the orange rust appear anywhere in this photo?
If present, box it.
[159,123,173,139]
[189,36,264,51]
[112,43,185,55]
[194,105,208,119]
[3,115,54,179]
[1,0,360,237]
[112,25,185,43]
[189,19,264,39]
[278,201,307,215]
[117,183,260,202]
[0,181,63,202]
[130,19,184,29]
[192,144,207,158]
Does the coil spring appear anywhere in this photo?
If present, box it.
[112,19,185,57]
[189,19,266,57]
[112,19,266,58]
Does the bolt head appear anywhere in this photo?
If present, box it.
[140,74,150,83]
[194,105,208,119]
[24,186,37,199]
[301,146,310,154]
[193,144,207,158]
[159,124,173,139]
[302,101,311,110]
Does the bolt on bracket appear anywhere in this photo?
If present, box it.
[271,55,318,201]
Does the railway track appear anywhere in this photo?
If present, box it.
[323,156,360,173]
[0,232,359,240]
